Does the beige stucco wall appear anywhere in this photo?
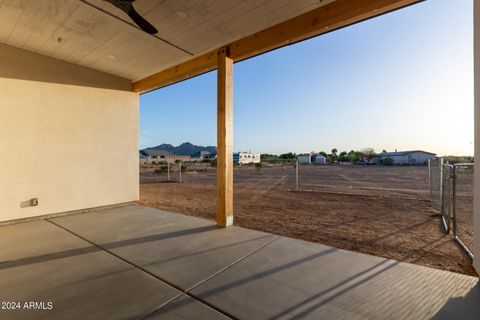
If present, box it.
[0,44,139,222]
[474,0,480,273]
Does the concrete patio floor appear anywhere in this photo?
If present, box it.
[0,205,479,320]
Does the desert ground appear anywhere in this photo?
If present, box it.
[140,163,475,276]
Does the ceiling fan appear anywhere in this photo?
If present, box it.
[105,0,158,34]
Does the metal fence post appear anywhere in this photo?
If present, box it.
[428,159,431,198]
[167,162,170,181]
[440,158,444,221]
[452,165,457,237]
[179,161,182,183]
[296,160,299,191]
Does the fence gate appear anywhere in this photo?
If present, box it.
[441,164,453,234]
[428,159,474,259]
[452,164,474,259]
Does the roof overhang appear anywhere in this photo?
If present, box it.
[0,0,423,93]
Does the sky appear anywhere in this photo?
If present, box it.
[140,0,474,156]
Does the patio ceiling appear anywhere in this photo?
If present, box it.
[0,0,333,81]
[0,0,421,91]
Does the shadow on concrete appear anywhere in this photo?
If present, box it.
[53,235,273,289]
[0,224,216,270]
[266,259,397,319]
[194,247,338,298]
[431,284,480,320]
[147,247,339,316]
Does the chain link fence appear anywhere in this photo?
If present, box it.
[428,158,443,212]
[428,159,474,259]
[452,164,474,259]
[441,164,454,233]
[140,161,184,183]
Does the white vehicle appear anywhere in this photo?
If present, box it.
[233,152,261,164]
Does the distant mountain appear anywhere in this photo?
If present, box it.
[144,142,216,156]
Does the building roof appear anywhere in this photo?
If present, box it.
[141,149,173,157]
[378,150,437,157]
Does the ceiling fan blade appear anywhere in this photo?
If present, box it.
[127,5,158,34]
[105,0,158,34]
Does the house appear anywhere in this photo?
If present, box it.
[141,149,173,159]
[140,149,191,163]
[311,153,326,164]
[233,152,260,164]
[297,154,311,165]
[139,149,173,164]
[314,155,326,165]
[191,150,212,159]
[205,152,217,160]
[377,150,436,165]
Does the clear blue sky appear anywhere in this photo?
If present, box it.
[140,0,473,156]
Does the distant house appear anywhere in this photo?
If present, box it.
[206,152,217,160]
[140,149,173,158]
[233,152,260,164]
[139,149,191,163]
[297,154,311,165]
[310,153,326,164]
[377,150,436,165]
[314,155,326,165]
[191,150,212,159]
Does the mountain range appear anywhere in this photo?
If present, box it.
[143,142,216,156]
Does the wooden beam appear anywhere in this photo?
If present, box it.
[216,48,234,227]
[132,0,422,93]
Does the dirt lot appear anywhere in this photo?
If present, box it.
[140,164,475,276]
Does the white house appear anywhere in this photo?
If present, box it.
[377,150,436,165]
[233,152,260,164]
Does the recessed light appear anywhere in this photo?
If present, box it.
[106,54,118,60]
[175,10,189,19]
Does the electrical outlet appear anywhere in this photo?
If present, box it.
[31,198,38,206]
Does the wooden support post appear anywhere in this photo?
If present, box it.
[474,0,480,270]
[216,48,234,227]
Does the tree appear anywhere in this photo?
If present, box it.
[360,148,376,158]
[330,148,338,161]
[261,153,278,160]
[338,151,348,162]
[279,152,295,160]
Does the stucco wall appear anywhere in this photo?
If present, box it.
[0,44,139,222]
[474,0,480,273]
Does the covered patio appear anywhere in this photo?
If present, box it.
[1,205,479,319]
[1,0,480,318]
